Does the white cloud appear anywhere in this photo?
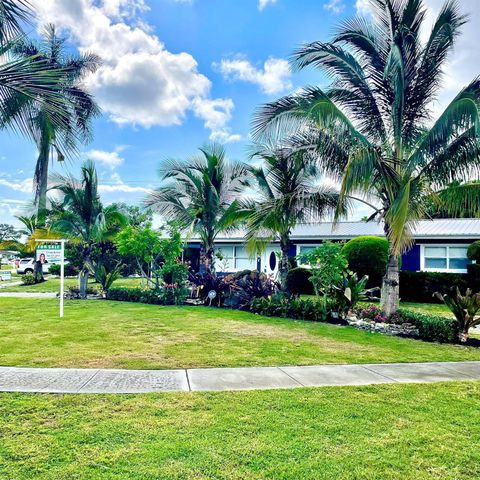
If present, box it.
[258,0,277,11]
[0,177,32,194]
[323,0,345,14]
[192,98,241,143]
[217,57,292,95]
[85,148,125,168]
[99,172,152,194]
[355,0,371,16]
[31,0,239,142]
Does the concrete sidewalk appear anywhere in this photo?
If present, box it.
[0,292,57,298]
[0,361,479,394]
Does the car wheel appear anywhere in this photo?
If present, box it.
[24,269,33,274]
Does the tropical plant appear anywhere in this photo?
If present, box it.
[239,144,343,288]
[49,160,126,297]
[333,272,373,317]
[434,287,480,342]
[15,214,39,236]
[425,181,480,218]
[0,2,71,145]
[304,242,348,308]
[253,0,480,315]
[146,143,249,272]
[7,24,100,222]
[93,263,120,297]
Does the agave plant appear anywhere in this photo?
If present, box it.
[333,272,377,317]
[434,288,480,342]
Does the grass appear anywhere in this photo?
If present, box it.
[0,382,479,479]
[1,298,480,369]
[0,276,143,292]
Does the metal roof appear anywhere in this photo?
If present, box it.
[206,219,480,243]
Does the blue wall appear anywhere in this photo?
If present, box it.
[401,244,420,271]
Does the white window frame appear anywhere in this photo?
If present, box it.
[420,244,470,273]
[296,244,321,267]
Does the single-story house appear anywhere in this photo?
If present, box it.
[184,218,480,276]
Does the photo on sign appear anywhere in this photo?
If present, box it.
[36,244,62,273]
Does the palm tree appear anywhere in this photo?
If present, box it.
[5,24,101,223]
[146,143,249,273]
[240,144,344,287]
[49,160,125,296]
[253,0,480,315]
[0,1,70,138]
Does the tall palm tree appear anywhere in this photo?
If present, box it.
[146,143,249,273]
[240,144,344,287]
[0,1,70,138]
[5,24,101,223]
[49,160,125,296]
[253,0,480,314]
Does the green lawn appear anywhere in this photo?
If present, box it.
[1,298,480,369]
[1,382,479,479]
[0,276,143,292]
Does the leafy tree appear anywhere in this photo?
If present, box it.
[110,203,153,228]
[146,143,248,273]
[253,0,480,314]
[240,144,343,288]
[116,224,163,288]
[49,160,126,296]
[8,24,100,222]
[0,223,19,242]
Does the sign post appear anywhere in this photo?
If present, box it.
[35,239,67,318]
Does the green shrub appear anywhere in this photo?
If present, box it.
[356,303,459,343]
[397,309,459,343]
[22,273,36,285]
[285,267,313,295]
[467,241,480,263]
[341,236,389,287]
[399,271,468,303]
[106,287,165,305]
[48,263,79,277]
[250,295,334,323]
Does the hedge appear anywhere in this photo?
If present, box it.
[250,295,334,323]
[399,271,468,303]
[106,287,165,305]
[285,267,313,295]
[341,236,389,287]
[396,309,459,343]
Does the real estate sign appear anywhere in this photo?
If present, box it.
[36,243,62,266]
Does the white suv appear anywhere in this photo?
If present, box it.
[16,258,50,274]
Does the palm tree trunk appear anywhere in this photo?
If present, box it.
[381,254,400,316]
[35,132,51,225]
[205,245,215,273]
[279,237,290,291]
[79,268,89,298]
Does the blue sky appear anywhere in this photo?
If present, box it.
[1,0,478,226]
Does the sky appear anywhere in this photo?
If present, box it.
[1,0,479,227]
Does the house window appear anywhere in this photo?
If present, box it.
[234,246,255,270]
[422,245,469,273]
[297,245,319,265]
